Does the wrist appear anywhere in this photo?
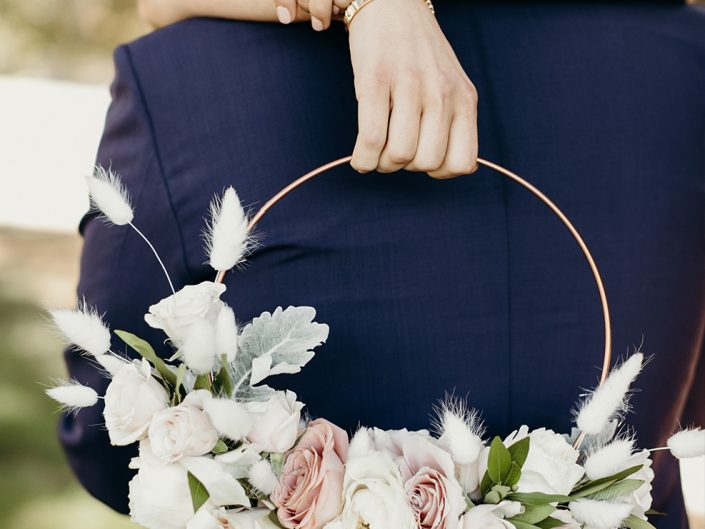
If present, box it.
[344,0,434,30]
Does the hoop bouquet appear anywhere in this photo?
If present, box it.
[47,159,704,529]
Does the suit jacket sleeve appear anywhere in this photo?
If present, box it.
[59,44,195,514]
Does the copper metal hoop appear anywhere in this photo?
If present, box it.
[215,156,613,434]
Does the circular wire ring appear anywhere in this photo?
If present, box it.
[216,156,612,393]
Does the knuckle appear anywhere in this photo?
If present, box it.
[385,146,415,165]
[359,131,386,151]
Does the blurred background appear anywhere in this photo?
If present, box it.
[0,1,703,529]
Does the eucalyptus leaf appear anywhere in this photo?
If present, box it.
[571,465,643,498]
[506,461,523,487]
[509,521,541,529]
[510,504,555,524]
[187,471,209,512]
[507,492,573,506]
[587,479,644,501]
[508,437,530,468]
[623,515,658,529]
[115,330,177,387]
[535,516,567,529]
[214,356,233,397]
[487,436,512,484]
[212,439,229,454]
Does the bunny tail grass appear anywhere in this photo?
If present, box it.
[46,381,99,410]
[666,428,705,459]
[86,166,134,226]
[204,187,250,272]
[575,353,644,436]
[50,301,111,357]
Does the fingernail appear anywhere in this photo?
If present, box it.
[332,6,341,14]
[276,6,292,24]
[311,16,324,31]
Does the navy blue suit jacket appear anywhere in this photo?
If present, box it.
[61,4,705,526]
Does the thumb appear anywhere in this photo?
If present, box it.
[274,0,298,24]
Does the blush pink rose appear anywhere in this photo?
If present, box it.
[374,429,466,529]
[272,419,349,529]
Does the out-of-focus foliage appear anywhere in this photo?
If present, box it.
[0,228,133,529]
[0,0,147,82]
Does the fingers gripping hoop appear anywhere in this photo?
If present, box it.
[215,156,613,424]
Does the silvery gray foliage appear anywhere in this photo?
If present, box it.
[232,306,329,401]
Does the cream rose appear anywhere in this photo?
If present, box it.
[244,391,304,453]
[460,501,522,529]
[144,281,226,344]
[148,404,218,463]
[128,455,194,529]
[340,429,416,529]
[272,419,349,529]
[372,429,465,529]
[104,359,169,446]
[480,426,584,496]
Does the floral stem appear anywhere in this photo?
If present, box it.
[128,222,176,294]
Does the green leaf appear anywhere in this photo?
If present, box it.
[484,484,512,504]
[172,363,187,404]
[506,461,523,487]
[115,330,177,387]
[571,465,643,498]
[510,505,555,524]
[587,479,644,501]
[194,374,212,391]
[214,355,234,397]
[270,453,285,477]
[211,439,229,454]
[509,521,541,529]
[535,516,567,529]
[187,471,209,512]
[507,492,573,506]
[487,436,513,484]
[508,437,530,469]
[480,470,494,496]
[623,515,658,529]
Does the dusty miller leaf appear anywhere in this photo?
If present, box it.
[232,306,328,400]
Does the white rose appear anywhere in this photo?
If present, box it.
[615,449,654,519]
[480,426,584,496]
[145,281,226,344]
[340,429,417,529]
[129,451,194,529]
[244,390,303,453]
[104,359,169,446]
[148,404,219,463]
[460,501,522,529]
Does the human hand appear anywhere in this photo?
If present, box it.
[274,0,348,29]
[348,0,479,178]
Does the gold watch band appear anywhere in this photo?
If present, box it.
[344,0,435,30]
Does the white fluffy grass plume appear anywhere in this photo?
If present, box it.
[203,398,252,441]
[576,353,644,435]
[46,381,99,409]
[51,303,111,357]
[86,166,134,226]
[435,397,485,465]
[248,459,279,495]
[204,187,249,271]
[667,428,705,459]
[569,499,632,529]
[584,438,635,480]
[215,305,239,363]
[180,319,216,374]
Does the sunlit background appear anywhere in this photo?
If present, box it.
[0,1,703,529]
